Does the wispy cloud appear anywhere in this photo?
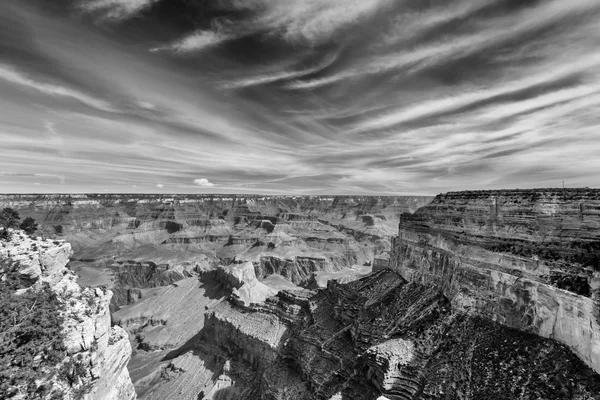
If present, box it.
[151,31,230,53]
[288,0,600,90]
[0,172,66,184]
[0,64,115,112]
[81,0,158,20]
[222,51,339,89]
[1,0,599,194]
[351,53,600,134]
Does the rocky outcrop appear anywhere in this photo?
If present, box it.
[203,301,288,370]
[215,262,277,306]
[206,269,600,399]
[0,231,135,399]
[373,252,390,272]
[364,339,416,395]
[390,188,600,373]
[252,255,335,285]
[89,326,136,400]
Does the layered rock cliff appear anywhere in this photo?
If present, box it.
[0,230,136,399]
[144,268,600,399]
[390,188,600,373]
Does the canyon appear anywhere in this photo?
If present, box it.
[0,194,429,294]
[2,190,600,399]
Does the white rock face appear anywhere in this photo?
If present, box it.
[89,326,136,400]
[1,231,136,399]
[217,262,276,306]
[365,339,416,393]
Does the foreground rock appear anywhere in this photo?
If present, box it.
[390,188,600,373]
[194,269,600,399]
[0,230,136,399]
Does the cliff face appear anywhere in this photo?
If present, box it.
[0,194,431,239]
[185,269,600,399]
[390,188,600,373]
[0,231,136,399]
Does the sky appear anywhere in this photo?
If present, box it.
[1,0,600,195]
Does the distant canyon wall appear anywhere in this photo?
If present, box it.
[0,194,431,236]
[0,194,432,289]
[390,188,600,373]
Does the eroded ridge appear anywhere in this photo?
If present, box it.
[183,269,600,399]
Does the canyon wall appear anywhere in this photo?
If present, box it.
[0,230,136,399]
[0,194,431,301]
[0,194,431,238]
[172,269,600,399]
[390,188,600,373]
[103,189,600,399]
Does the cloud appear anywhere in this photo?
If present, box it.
[288,0,600,90]
[143,0,397,52]
[151,31,230,53]
[222,51,340,89]
[136,101,155,110]
[350,52,600,134]
[193,178,215,187]
[3,0,600,194]
[0,64,115,112]
[0,173,66,183]
[36,174,66,184]
[156,183,164,188]
[81,0,159,20]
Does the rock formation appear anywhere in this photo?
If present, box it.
[6,191,600,399]
[0,194,432,312]
[130,189,600,399]
[0,230,135,399]
[215,262,277,306]
[390,188,600,373]
[164,268,600,399]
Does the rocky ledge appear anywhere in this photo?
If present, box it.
[195,269,600,399]
[0,230,136,399]
[390,188,600,373]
